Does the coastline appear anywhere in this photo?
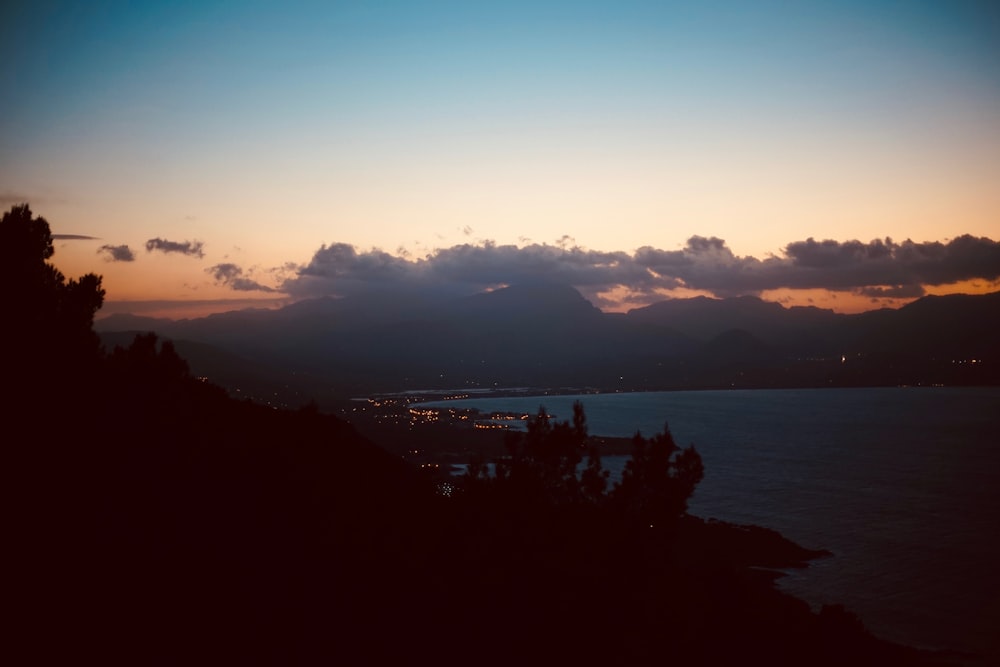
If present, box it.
[341,391,992,666]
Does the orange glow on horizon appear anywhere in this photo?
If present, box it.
[595,285,717,313]
[98,297,289,321]
[91,280,1000,321]
[922,279,1000,299]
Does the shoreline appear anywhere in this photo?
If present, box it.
[343,395,990,666]
[359,381,992,404]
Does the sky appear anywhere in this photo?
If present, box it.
[2,0,999,318]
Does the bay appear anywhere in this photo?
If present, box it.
[419,387,1000,662]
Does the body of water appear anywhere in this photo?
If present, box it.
[419,387,1000,662]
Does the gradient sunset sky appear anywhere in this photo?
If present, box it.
[3,1,999,318]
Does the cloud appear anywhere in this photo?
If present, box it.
[634,234,1000,297]
[97,244,135,262]
[855,284,926,299]
[53,234,99,241]
[633,236,753,296]
[207,262,276,292]
[0,193,35,206]
[282,240,654,302]
[145,237,204,258]
[280,234,1000,306]
[428,241,647,287]
[780,235,1000,291]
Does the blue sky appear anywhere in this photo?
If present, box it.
[2,1,999,316]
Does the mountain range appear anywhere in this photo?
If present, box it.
[96,285,1000,404]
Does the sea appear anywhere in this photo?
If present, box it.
[418,387,1000,662]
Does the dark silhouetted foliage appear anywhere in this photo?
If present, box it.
[612,423,705,530]
[493,401,590,505]
[1,203,105,383]
[9,203,959,666]
[474,401,703,535]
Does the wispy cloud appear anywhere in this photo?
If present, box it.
[0,193,34,206]
[207,263,276,292]
[145,237,205,258]
[54,234,99,241]
[97,244,136,262]
[281,235,1000,307]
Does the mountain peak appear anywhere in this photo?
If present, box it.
[465,282,598,316]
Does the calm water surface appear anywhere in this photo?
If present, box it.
[420,387,1000,661]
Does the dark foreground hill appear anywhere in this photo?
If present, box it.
[97,286,1000,402]
[10,336,964,666]
[8,203,970,665]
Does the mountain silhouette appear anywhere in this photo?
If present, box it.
[96,286,1000,399]
[626,294,842,347]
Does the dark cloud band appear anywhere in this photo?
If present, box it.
[97,244,135,262]
[207,262,275,292]
[145,237,205,258]
[278,234,1000,306]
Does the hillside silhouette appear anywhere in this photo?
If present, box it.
[8,204,968,665]
[97,281,1000,401]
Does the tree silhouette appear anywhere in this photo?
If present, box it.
[495,401,590,505]
[1,204,105,380]
[471,401,703,531]
[612,424,704,530]
[580,441,610,503]
[107,332,191,381]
